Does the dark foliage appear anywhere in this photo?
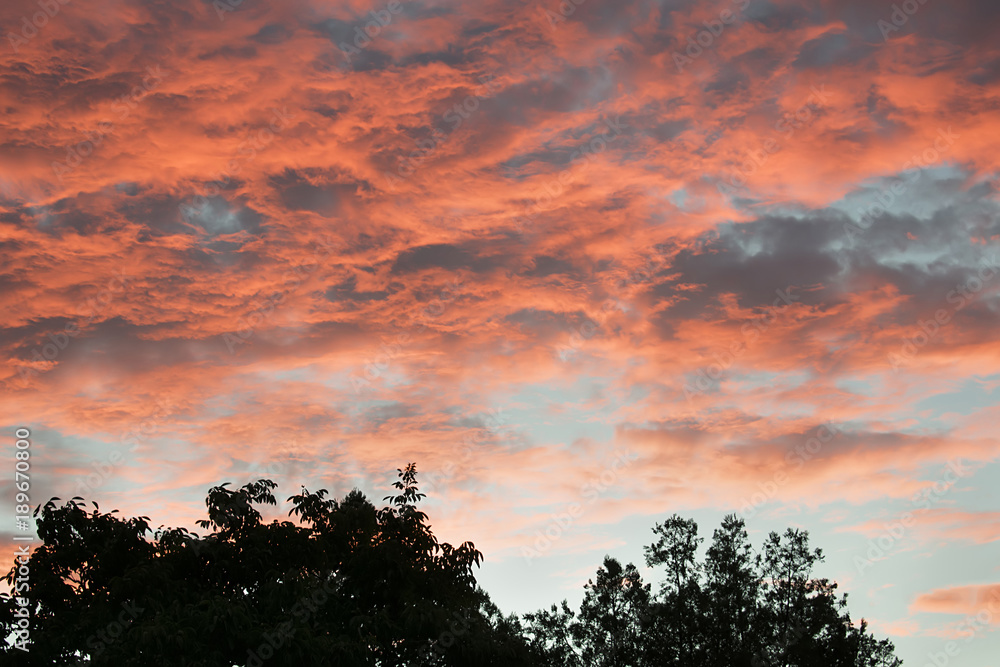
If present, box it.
[1,465,531,666]
[2,468,900,666]
[521,513,902,667]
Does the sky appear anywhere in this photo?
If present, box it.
[1,0,999,663]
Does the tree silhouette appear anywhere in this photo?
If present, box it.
[2,470,900,666]
[525,514,901,667]
[574,556,650,666]
[643,514,705,665]
[703,514,764,666]
[1,465,533,666]
[521,600,581,666]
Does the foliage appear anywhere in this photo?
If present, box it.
[1,470,901,667]
[522,513,902,667]
[1,465,528,666]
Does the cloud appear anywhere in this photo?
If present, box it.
[911,583,1000,621]
[2,3,1000,662]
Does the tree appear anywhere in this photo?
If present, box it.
[2,472,901,666]
[755,528,900,667]
[643,514,705,665]
[573,557,650,667]
[524,515,901,667]
[702,514,763,666]
[522,600,583,667]
[1,464,535,666]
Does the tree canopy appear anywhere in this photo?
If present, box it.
[522,513,902,667]
[2,465,901,666]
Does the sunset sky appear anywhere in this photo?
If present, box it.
[2,0,999,663]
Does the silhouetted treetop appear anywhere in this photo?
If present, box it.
[2,469,900,666]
